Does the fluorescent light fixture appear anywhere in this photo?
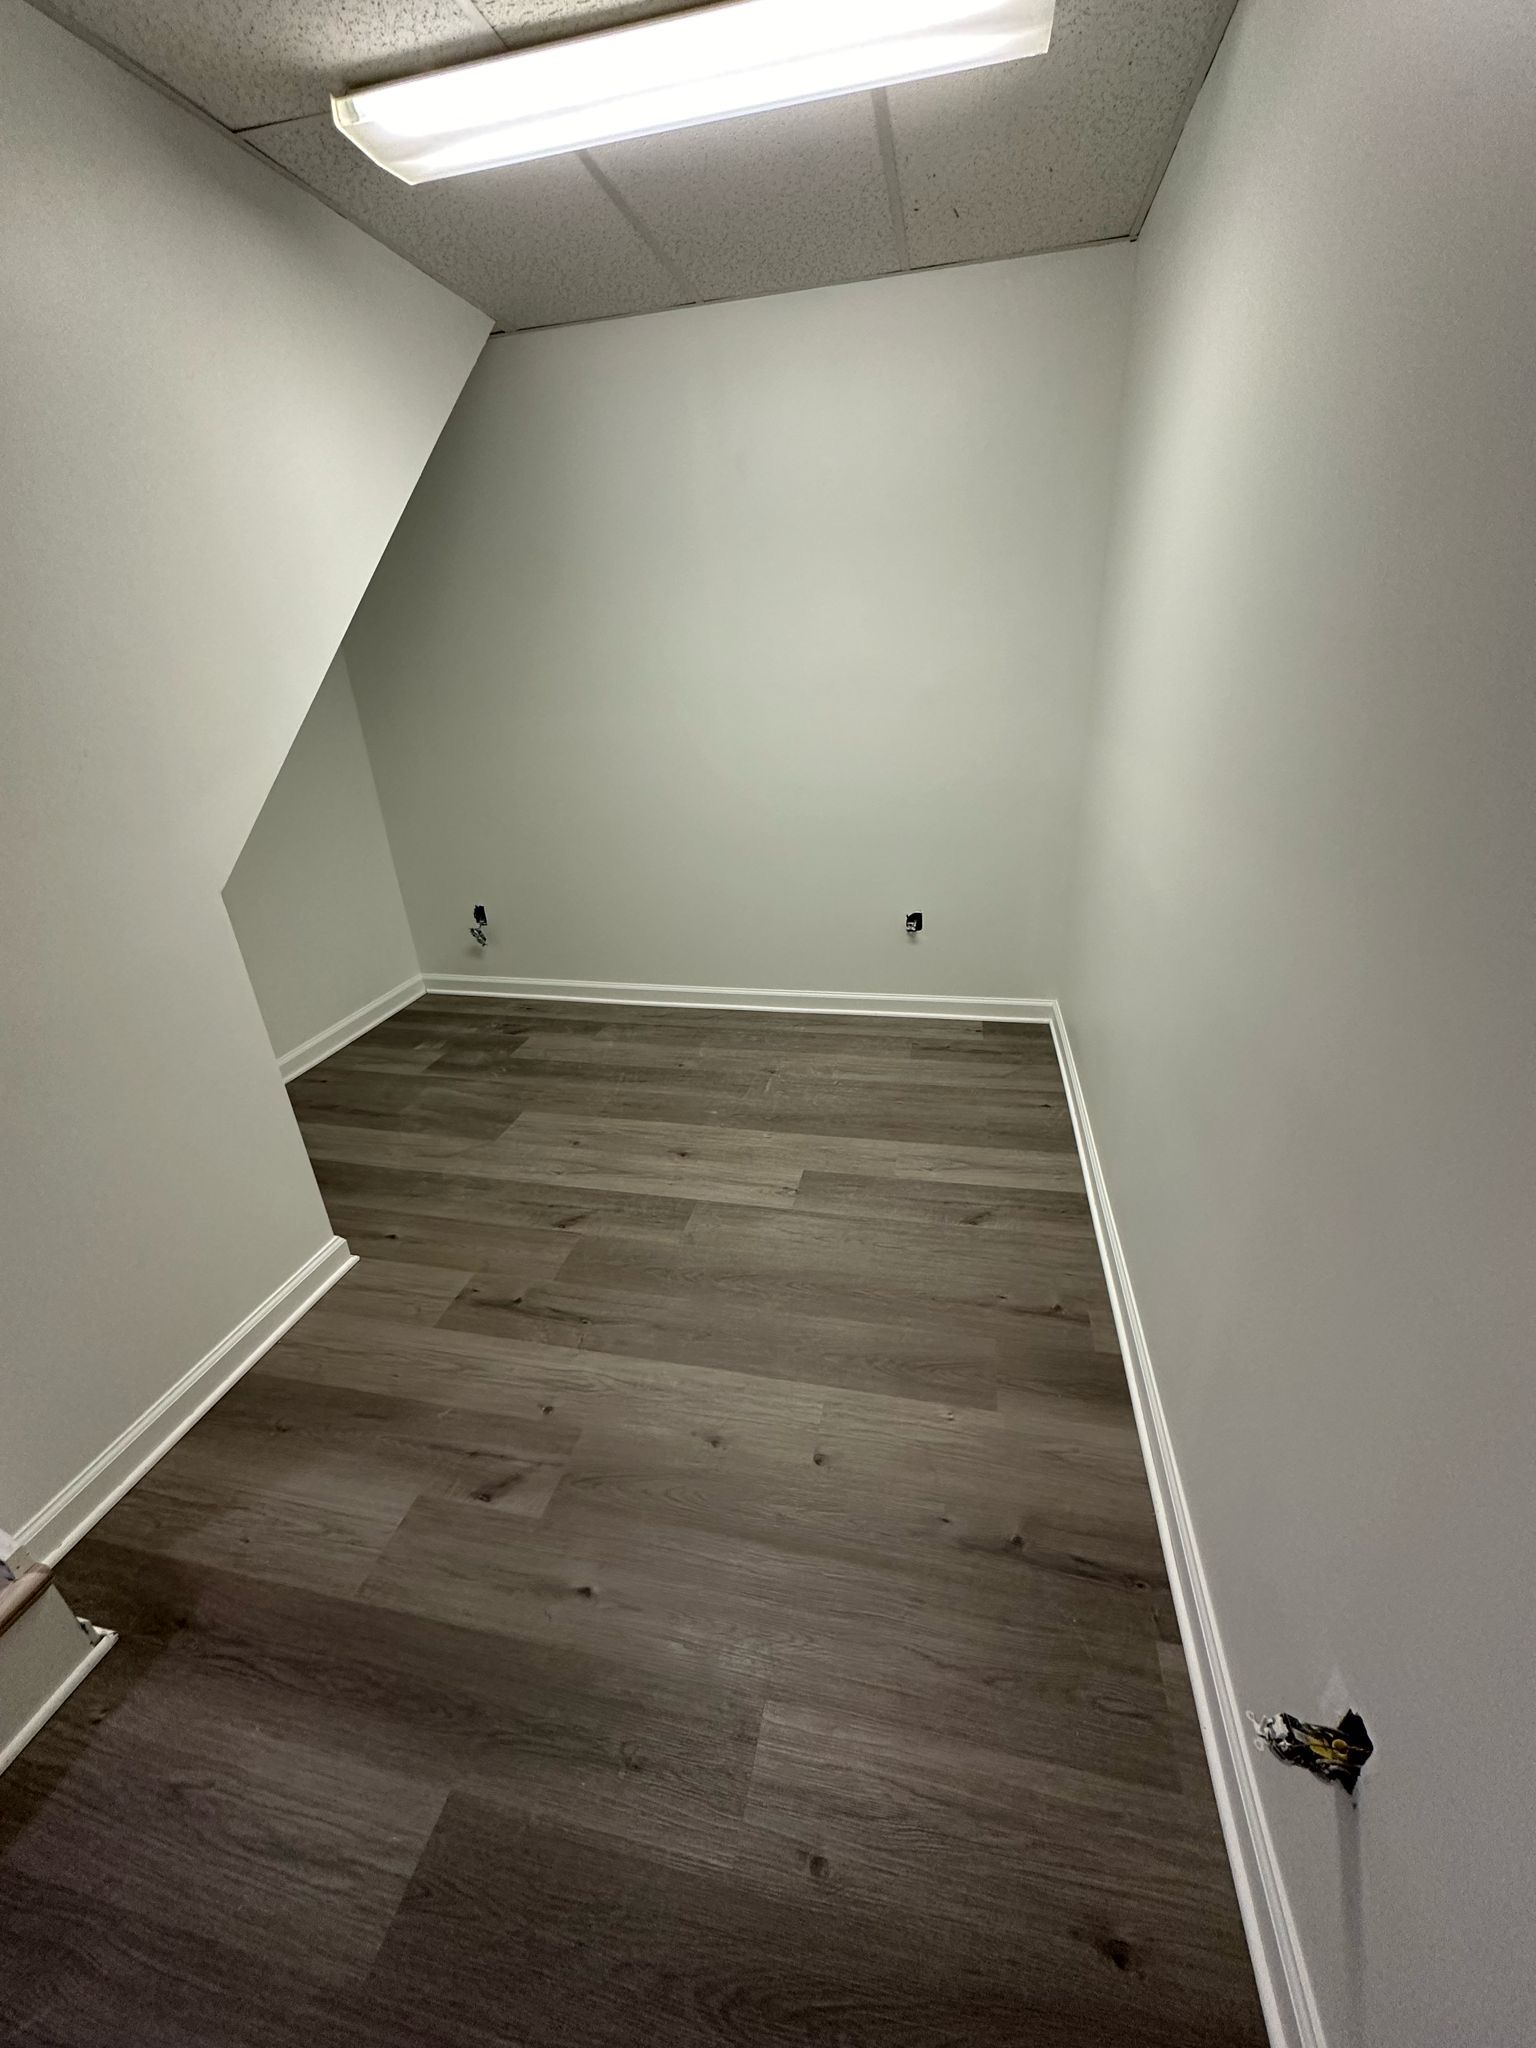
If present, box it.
[332,0,1054,185]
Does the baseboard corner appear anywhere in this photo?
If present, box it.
[277,973,426,1081]
[16,1234,356,1566]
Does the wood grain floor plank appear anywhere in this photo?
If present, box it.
[542,1405,1167,1615]
[315,1037,453,1076]
[0,1873,493,2048]
[356,1493,777,1694]
[367,1792,1254,2048]
[436,1276,1031,1405]
[0,996,1263,2046]
[760,1073,1079,1151]
[288,1069,525,1139]
[268,1311,828,1438]
[310,1154,698,1242]
[489,1109,1089,1197]
[207,1370,578,1516]
[295,1123,510,1176]
[52,1539,763,1882]
[305,1254,475,1324]
[2,1688,445,1987]
[321,1201,584,1283]
[358,1489,1177,1788]
[793,1168,1095,1233]
[598,1201,1112,1330]
[767,1128,1090,1190]
[808,1394,1170,1593]
[737,1704,1262,2034]
[95,1453,417,1597]
[486,1113,804,1207]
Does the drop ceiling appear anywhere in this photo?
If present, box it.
[43,0,1237,331]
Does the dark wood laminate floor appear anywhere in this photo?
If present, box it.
[0,999,1267,2048]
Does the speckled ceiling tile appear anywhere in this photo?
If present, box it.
[245,114,688,328]
[47,0,504,128]
[592,96,901,305]
[475,0,699,50]
[58,0,1240,322]
[888,0,1238,267]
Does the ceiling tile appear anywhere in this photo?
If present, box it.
[246,116,687,329]
[888,0,1237,267]
[46,0,503,129]
[475,0,697,50]
[593,96,901,305]
[52,0,1237,325]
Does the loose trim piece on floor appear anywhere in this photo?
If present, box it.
[0,997,1268,2048]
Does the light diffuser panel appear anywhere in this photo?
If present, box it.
[333,0,1055,186]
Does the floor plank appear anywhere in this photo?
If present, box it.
[2,1688,444,1987]
[367,1792,1244,2048]
[0,996,1265,2047]
[306,1254,475,1324]
[737,1704,1259,2028]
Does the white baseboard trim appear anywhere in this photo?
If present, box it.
[0,1625,118,1778]
[277,974,426,1081]
[16,1236,356,1566]
[1048,1002,1320,2048]
[422,973,1053,1024]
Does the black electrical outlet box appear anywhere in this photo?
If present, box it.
[906,911,923,934]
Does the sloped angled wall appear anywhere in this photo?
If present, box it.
[224,651,420,1073]
[0,0,488,1533]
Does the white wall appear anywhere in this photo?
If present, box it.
[224,652,419,1067]
[1063,1,1536,2042]
[344,248,1132,999]
[0,0,487,1535]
